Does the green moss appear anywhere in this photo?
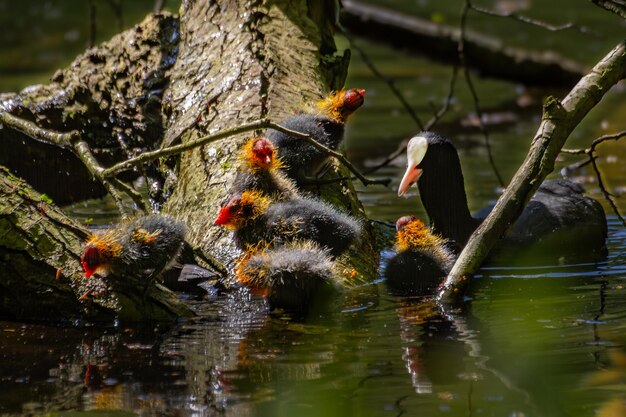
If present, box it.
[0,218,29,250]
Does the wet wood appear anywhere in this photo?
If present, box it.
[0,0,380,322]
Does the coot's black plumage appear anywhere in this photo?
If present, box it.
[214,191,361,257]
[266,88,365,184]
[384,216,455,296]
[398,132,607,259]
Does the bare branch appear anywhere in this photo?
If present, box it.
[363,65,460,176]
[561,129,626,226]
[345,32,425,131]
[0,111,146,216]
[459,0,505,188]
[102,118,385,187]
[102,119,273,177]
[267,122,388,187]
[71,139,135,217]
[424,65,459,131]
[469,2,600,36]
[0,112,75,148]
[591,155,626,226]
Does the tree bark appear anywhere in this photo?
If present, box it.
[0,166,193,322]
[439,41,626,305]
[341,0,587,87]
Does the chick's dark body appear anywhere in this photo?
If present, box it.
[110,215,185,277]
[234,197,361,257]
[267,114,343,184]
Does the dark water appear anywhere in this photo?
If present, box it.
[2,1,626,416]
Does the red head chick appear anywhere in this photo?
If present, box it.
[214,191,271,230]
[240,137,282,171]
[81,233,122,278]
[316,88,365,123]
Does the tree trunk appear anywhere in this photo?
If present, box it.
[0,166,193,322]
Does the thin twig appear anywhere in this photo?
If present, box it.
[344,31,425,131]
[72,139,133,217]
[0,111,75,148]
[102,118,384,187]
[561,129,626,226]
[591,155,626,226]
[363,65,460,176]
[362,139,409,175]
[459,0,505,188]
[305,174,391,186]
[424,65,459,131]
[469,3,600,36]
[111,178,149,213]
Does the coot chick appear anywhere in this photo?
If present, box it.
[236,241,336,314]
[385,216,455,296]
[81,215,185,279]
[397,132,607,260]
[267,88,365,184]
[214,190,361,257]
[231,137,300,200]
